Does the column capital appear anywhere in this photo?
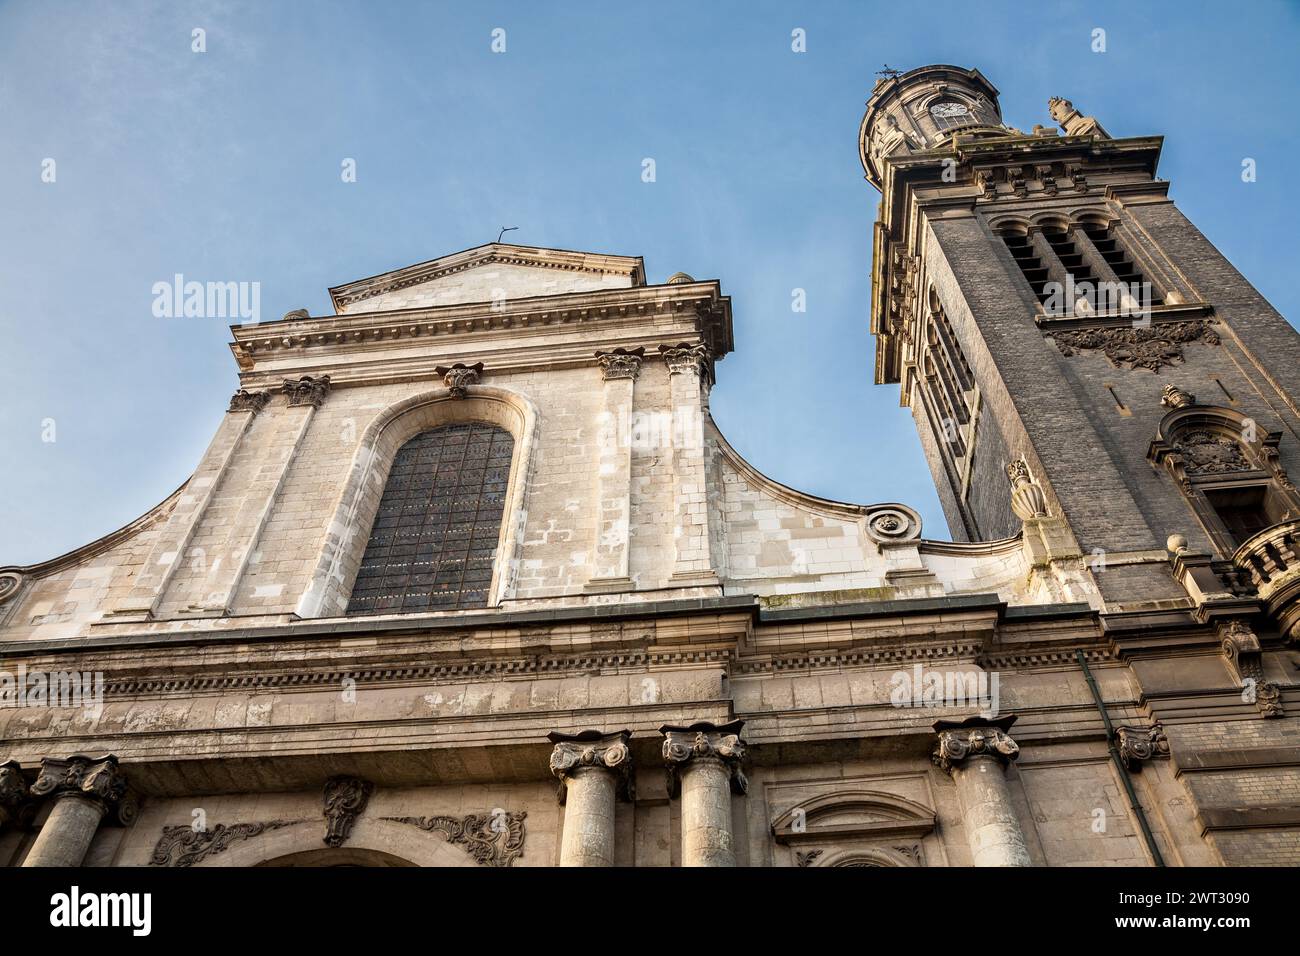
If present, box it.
[661,720,747,797]
[932,716,1021,774]
[227,388,271,414]
[658,342,710,377]
[31,754,136,825]
[548,729,634,803]
[281,374,332,408]
[595,347,645,381]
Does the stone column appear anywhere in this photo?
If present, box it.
[661,720,747,867]
[932,716,1032,867]
[548,730,633,867]
[23,754,133,868]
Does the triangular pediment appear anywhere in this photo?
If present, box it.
[329,243,645,314]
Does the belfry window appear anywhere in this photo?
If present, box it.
[346,423,513,614]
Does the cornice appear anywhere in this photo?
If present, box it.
[327,243,646,311]
[230,281,733,372]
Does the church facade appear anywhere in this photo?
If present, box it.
[0,64,1297,867]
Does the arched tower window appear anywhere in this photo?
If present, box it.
[346,422,514,614]
[1149,402,1300,555]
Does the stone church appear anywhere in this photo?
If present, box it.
[1,64,1297,868]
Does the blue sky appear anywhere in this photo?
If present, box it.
[1,0,1298,565]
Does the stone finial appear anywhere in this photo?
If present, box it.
[595,348,645,382]
[282,308,310,321]
[281,375,332,408]
[658,343,710,378]
[1160,384,1196,409]
[1166,533,1190,556]
[434,362,484,399]
[547,729,634,803]
[661,720,747,797]
[227,388,271,414]
[1114,724,1170,772]
[1006,458,1049,520]
[31,754,135,825]
[322,776,373,847]
[932,716,1020,774]
[1048,97,1110,138]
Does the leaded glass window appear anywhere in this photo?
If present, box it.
[346,423,513,614]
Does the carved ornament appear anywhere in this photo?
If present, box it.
[322,776,373,847]
[1047,321,1220,372]
[661,720,747,797]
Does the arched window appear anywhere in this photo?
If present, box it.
[346,423,514,614]
[1149,403,1299,555]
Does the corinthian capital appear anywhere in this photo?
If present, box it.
[661,720,747,796]
[932,716,1021,774]
[547,729,634,803]
[31,754,135,824]
[595,348,645,381]
[228,388,271,414]
[658,343,710,378]
[281,374,332,408]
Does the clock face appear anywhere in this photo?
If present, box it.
[930,102,970,118]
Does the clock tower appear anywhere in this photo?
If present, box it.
[861,64,1300,613]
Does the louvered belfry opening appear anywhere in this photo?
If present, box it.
[998,229,1051,304]
[1078,221,1163,306]
[346,423,514,614]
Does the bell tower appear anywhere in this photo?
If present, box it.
[862,64,1300,614]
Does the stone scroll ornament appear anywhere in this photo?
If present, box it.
[150,821,292,867]
[548,729,635,803]
[1006,458,1048,520]
[31,754,136,826]
[382,811,527,867]
[1220,620,1285,718]
[322,776,374,847]
[1114,724,1171,772]
[931,716,1021,774]
[661,720,748,798]
[1046,320,1219,372]
[281,374,332,408]
[435,362,484,399]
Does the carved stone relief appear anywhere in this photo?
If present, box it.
[382,811,527,867]
[434,362,484,398]
[150,821,292,867]
[1047,321,1220,372]
[322,776,373,847]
